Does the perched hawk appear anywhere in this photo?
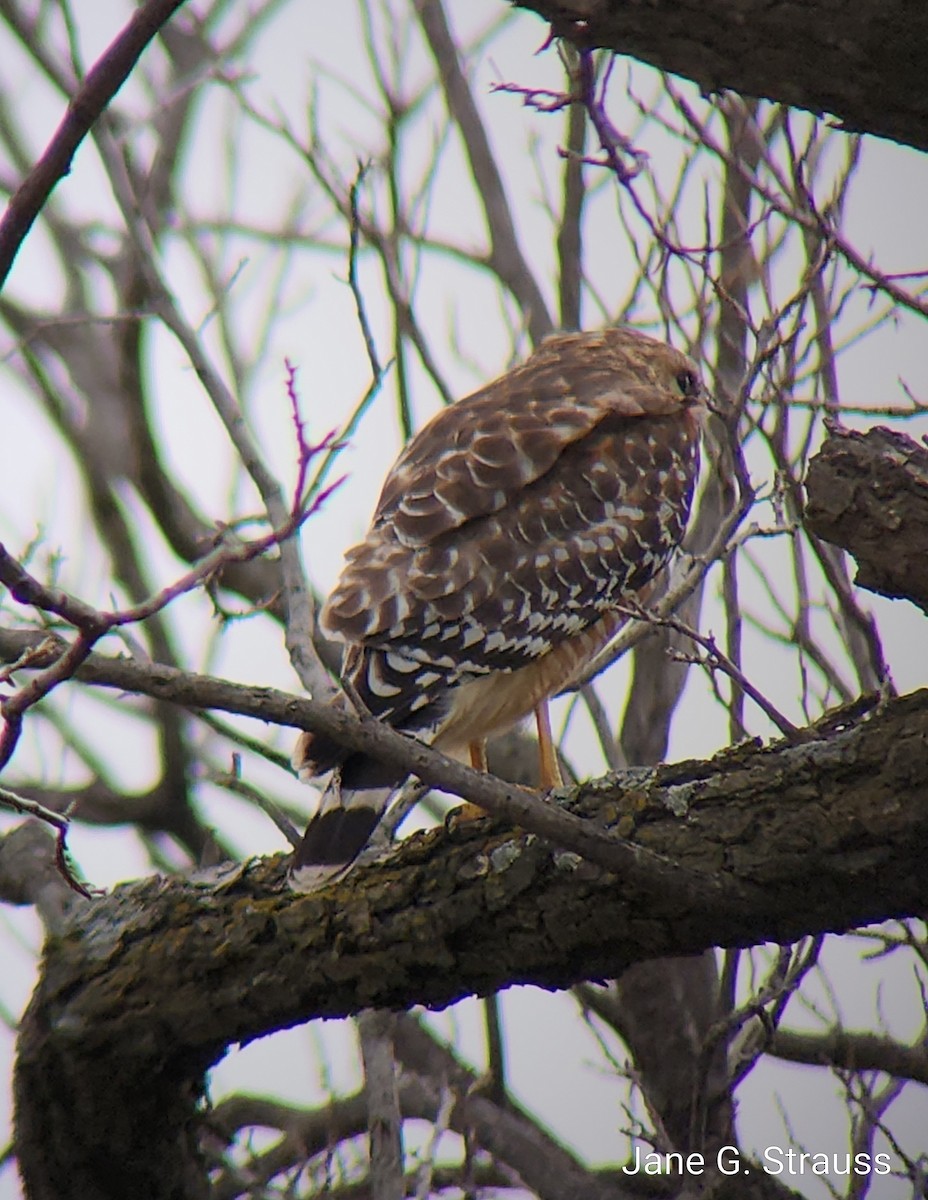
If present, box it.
[291,328,707,890]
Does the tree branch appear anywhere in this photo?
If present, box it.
[804,425,928,614]
[769,1027,928,1088]
[12,686,928,1198]
[0,0,188,290]
[0,625,757,913]
[415,0,554,345]
[514,0,928,153]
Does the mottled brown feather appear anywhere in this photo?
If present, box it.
[295,328,707,782]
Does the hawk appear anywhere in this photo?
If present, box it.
[291,328,707,890]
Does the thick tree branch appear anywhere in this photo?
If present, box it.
[12,687,928,1198]
[513,0,928,153]
[0,626,756,913]
[804,425,928,613]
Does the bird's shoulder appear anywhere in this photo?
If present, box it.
[371,329,676,548]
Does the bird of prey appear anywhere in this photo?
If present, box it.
[290,327,707,890]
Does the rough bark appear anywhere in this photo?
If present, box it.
[805,425,928,613]
[513,0,928,152]
[13,686,928,1199]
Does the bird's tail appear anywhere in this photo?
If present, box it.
[288,751,406,892]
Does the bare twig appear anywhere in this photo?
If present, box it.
[348,162,384,381]
[0,0,187,290]
[415,0,553,345]
[494,50,648,182]
[622,604,803,740]
[0,786,92,898]
[0,453,337,769]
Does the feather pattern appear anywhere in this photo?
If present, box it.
[290,328,707,889]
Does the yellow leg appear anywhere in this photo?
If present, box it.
[454,740,488,821]
[535,700,563,789]
[469,741,488,773]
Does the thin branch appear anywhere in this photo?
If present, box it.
[556,45,586,329]
[0,458,336,768]
[770,1027,928,1088]
[0,624,763,913]
[0,786,91,898]
[348,162,384,380]
[623,604,802,740]
[414,0,554,345]
[0,0,188,290]
[483,993,508,1105]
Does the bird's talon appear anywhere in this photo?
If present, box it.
[445,801,489,833]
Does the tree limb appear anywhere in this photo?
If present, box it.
[513,0,928,153]
[12,686,928,1198]
[0,0,188,290]
[804,425,928,614]
[0,625,758,913]
[769,1027,928,1088]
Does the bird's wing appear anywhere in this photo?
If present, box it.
[322,330,699,652]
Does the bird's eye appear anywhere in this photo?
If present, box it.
[675,368,700,397]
